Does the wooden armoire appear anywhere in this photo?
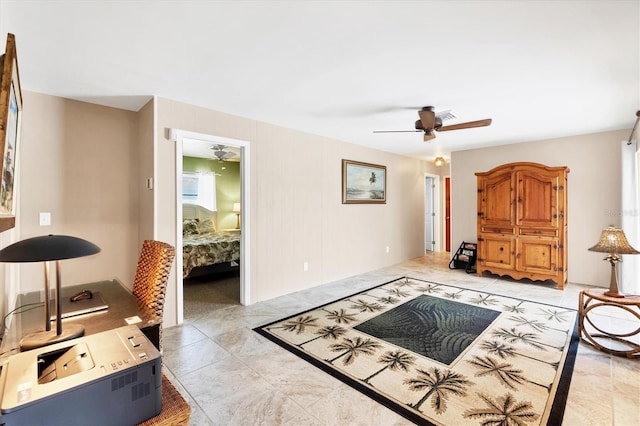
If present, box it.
[475,162,569,289]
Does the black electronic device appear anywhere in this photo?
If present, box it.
[70,290,93,302]
[0,325,162,425]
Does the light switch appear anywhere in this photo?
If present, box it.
[39,212,51,226]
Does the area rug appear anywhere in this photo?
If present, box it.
[254,277,578,425]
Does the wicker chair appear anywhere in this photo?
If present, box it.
[132,240,176,351]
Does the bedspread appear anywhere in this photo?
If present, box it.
[183,232,240,278]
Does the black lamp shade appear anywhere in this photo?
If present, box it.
[0,235,101,263]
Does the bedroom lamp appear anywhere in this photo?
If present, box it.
[232,202,241,229]
[588,226,640,298]
[0,234,101,350]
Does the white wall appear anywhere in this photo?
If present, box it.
[451,129,628,287]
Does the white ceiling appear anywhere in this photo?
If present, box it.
[2,1,639,161]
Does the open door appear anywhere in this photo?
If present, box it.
[424,174,441,252]
[445,177,451,252]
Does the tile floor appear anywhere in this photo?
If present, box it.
[163,253,640,425]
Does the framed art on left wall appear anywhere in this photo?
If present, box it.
[0,33,22,232]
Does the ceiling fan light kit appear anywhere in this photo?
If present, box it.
[374,105,492,142]
[210,144,237,161]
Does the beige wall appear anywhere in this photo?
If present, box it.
[16,91,140,293]
[155,97,436,326]
[2,90,628,328]
[451,129,628,287]
[137,99,155,246]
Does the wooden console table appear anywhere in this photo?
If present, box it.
[578,288,640,358]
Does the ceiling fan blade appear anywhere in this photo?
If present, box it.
[424,131,436,142]
[438,118,492,132]
[373,130,422,133]
[417,107,436,129]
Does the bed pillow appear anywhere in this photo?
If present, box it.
[183,219,200,236]
[199,217,217,234]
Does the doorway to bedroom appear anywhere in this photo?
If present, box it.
[175,132,249,323]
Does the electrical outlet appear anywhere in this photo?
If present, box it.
[39,212,51,226]
[303,261,309,272]
[386,246,390,253]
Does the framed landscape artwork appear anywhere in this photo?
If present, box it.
[342,159,386,204]
[0,33,22,232]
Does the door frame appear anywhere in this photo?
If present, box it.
[170,129,251,324]
[424,173,441,252]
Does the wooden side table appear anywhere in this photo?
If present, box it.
[578,288,640,358]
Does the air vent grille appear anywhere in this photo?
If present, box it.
[132,382,151,401]
[436,110,456,121]
[112,371,138,391]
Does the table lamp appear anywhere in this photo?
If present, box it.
[0,234,100,350]
[588,226,640,298]
[232,202,241,229]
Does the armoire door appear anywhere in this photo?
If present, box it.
[479,236,516,270]
[516,169,560,228]
[479,171,514,230]
[516,238,558,275]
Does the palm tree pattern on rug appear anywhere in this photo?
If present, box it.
[256,277,577,425]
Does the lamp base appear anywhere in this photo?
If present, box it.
[19,324,85,351]
[601,258,626,299]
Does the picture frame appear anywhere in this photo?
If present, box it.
[0,34,22,232]
[342,159,386,204]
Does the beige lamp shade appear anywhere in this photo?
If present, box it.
[588,226,640,255]
[434,157,445,167]
[588,226,639,298]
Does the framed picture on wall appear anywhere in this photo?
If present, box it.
[342,159,387,204]
[0,33,22,232]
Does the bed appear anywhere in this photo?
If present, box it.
[182,203,241,279]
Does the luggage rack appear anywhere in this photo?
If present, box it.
[449,242,477,273]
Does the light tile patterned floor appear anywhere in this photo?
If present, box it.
[163,253,640,426]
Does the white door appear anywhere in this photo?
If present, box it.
[425,176,436,251]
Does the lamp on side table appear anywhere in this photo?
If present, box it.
[588,226,640,298]
[232,202,241,229]
[0,234,100,350]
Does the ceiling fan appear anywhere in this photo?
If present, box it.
[374,106,492,142]
[210,144,237,161]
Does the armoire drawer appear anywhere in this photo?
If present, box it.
[481,226,515,235]
[519,228,558,237]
